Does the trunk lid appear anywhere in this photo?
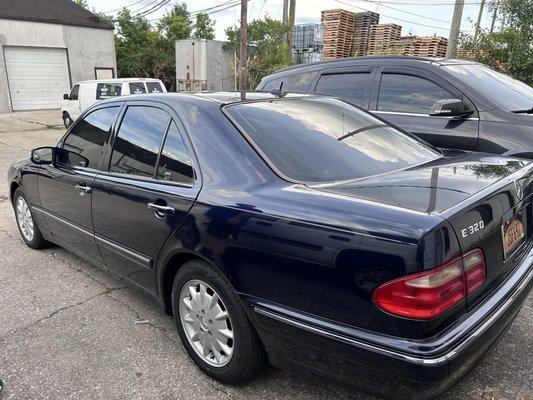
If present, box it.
[313,151,533,308]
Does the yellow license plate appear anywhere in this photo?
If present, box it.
[503,212,525,257]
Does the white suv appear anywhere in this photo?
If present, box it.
[61,78,166,128]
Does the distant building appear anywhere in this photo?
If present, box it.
[292,23,323,64]
[175,39,234,92]
[0,0,116,112]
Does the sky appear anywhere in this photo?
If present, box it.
[86,0,497,41]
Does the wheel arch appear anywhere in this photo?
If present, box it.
[158,249,230,316]
[9,180,21,202]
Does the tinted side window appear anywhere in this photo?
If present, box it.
[146,82,164,93]
[262,71,316,92]
[129,82,146,94]
[377,74,454,114]
[157,122,194,184]
[61,106,119,169]
[96,83,122,99]
[315,72,372,108]
[110,106,170,177]
[70,84,80,100]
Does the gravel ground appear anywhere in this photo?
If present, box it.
[0,110,531,400]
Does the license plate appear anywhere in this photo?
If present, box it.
[502,211,525,258]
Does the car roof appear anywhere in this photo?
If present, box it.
[96,92,317,110]
[190,91,310,103]
[78,78,163,85]
[268,56,481,75]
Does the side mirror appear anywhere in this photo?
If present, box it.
[63,93,70,100]
[30,147,55,164]
[57,148,90,168]
[430,99,470,118]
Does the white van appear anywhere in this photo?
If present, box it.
[61,78,167,127]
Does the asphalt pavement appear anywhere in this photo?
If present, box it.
[0,111,531,400]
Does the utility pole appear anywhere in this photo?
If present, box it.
[473,0,485,43]
[490,0,498,33]
[287,0,296,52]
[446,0,464,58]
[239,0,248,100]
[282,0,289,42]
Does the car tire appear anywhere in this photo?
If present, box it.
[13,188,48,250]
[63,113,73,129]
[171,259,266,384]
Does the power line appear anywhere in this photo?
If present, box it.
[363,0,452,23]
[362,0,482,4]
[131,0,162,16]
[334,0,471,32]
[148,0,245,22]
[134,0,172,18]
[102,0,146,13]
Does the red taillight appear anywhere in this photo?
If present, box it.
[372,249,485,320]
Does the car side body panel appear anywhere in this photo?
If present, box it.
[7,93,533,400]
[257,57,533,157]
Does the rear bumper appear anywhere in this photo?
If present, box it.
[250,246,533,399]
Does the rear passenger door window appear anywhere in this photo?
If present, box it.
[157,122,195,185]
[146,82,164,93]
[129,82,146,94]
[61,106,119,169]
[315,72,373,108]
[377,74,454,114]
[110,106,170,177]
[96,83,122,99]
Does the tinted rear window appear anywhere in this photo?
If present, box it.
[147,82,164,93]
[225,98,439,183]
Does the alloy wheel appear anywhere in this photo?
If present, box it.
[16,196,34,242]
[179,279,234,367]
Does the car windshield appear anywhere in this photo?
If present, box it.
[443,64,533,112]
[225,97,440,183]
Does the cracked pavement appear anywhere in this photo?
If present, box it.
[0,111,531,400]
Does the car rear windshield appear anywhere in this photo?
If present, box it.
[225,97,440,183]
[443,64,533,112]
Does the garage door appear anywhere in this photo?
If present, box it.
[4,47,71,110]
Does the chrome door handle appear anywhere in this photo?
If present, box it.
[75,183,92,196]
[147,202,175,215]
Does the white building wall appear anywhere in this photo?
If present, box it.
[64,26,116,85]
[0,19,116,112]
[176,39,233,92]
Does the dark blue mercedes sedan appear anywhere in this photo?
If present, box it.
[7,92,533,399]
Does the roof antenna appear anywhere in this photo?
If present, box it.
[270,81,287,98]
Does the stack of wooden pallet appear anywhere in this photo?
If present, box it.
[389,36,448,57]
[351,11,379,56]
[367,23,402,55]
[321,9,356,59]
[410,36,448,57]
[389,36,415,55]
[456,48,475,60]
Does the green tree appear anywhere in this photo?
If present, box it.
[157,3,192,41]
[74,0,88,8]
[224,17,291,88]
[459,0,532,84]
[115,9,176,88]
[193,12,216,39]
